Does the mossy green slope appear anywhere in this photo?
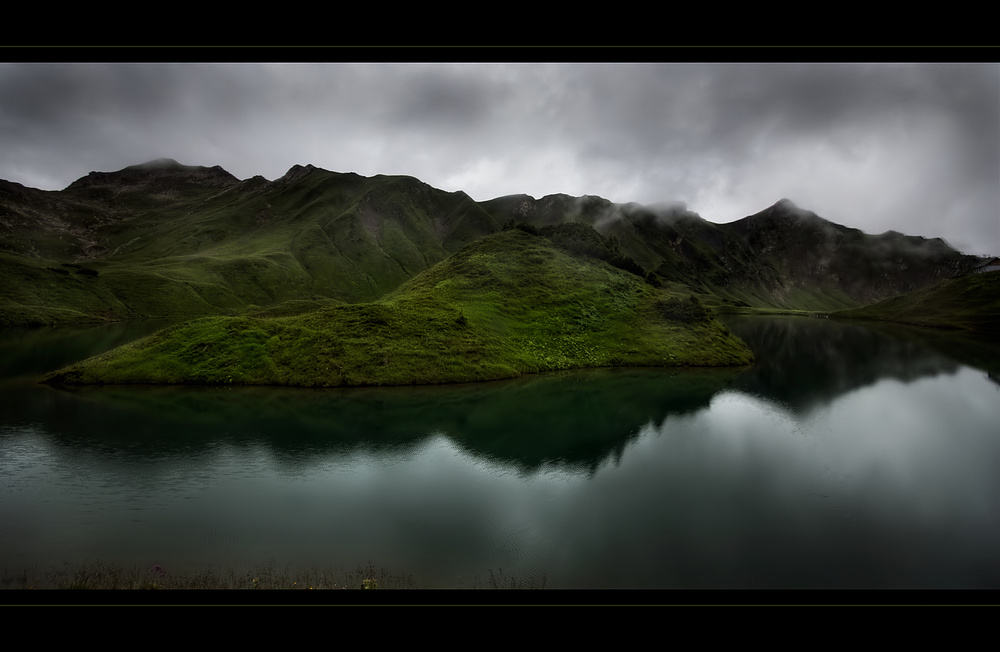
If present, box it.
[831,270,1000,334]
[5,160,981,326]
[1,162,500,325]
[481,195,978,312]
[44,227,754,387]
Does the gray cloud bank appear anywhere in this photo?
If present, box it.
[1,61,997,255]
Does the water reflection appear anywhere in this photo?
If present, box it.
[2,316,999,588]
[0,319,177,381]
[560,373,1000,588]
[10,367,743,475]
[2,315,992,476]
[724,315,968,411]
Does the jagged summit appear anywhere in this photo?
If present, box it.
[727,198,832,234]
[755,198,815,220]
[129,158,186,170]
[278,163,318,183]
[65,159,239,192]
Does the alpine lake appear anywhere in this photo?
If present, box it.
[2,313,999,592]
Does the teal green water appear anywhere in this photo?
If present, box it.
[1,316,998,588]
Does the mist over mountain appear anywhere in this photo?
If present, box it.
[0,160,982,326]
[482,193,978,308]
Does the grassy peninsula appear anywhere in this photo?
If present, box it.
[14,159,993,388]
[44,225,755,387]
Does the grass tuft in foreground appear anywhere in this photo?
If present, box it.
[2,562,554,590]
[2,561,416,590]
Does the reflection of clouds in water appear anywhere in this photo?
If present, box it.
[671,368,1000,525]
[811,368,1000,521]
[532,368,1000,587]
[695,390,793,448]
[5,350,999,587]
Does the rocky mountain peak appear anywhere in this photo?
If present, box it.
[279,164,317,184]
[130,158,185,170]
[64,159,239,192]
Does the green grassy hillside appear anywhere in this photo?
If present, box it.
[830,270,1000,334]
[44,227,755,387]
[482,195,978,312]
[1,161,500,325]
[3,159,983,328]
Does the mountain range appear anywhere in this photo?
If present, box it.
[0,158,981,327]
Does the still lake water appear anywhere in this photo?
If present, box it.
[1,315,998,589]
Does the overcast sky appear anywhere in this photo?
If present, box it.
[1,60,997,255]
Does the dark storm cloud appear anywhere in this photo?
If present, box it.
[0,63,258,186]
[381,67,498,130]
[0,61,996,255]
[599,62,1000,254]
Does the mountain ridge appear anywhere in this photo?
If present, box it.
[0,159,982,326]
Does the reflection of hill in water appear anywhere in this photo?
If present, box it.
[27,367,744,475]
[842,319,1000,386]
[724,315,964,411]
[0,320,177,380]
[10,315,988,477]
